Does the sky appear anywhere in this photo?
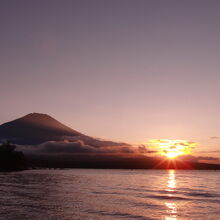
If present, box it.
[0,0,220,156]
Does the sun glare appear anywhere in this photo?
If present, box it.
[149,139,197,159]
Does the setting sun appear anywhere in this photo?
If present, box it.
[166,151,179,159]
[149,139,197,159]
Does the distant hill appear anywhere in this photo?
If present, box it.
[0,113,82,145]
[27,154,220,170]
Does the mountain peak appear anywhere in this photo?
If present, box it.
[18,113,64,127]
[21,113,55,122]
[25,112,50,117]
[0,113,82,145]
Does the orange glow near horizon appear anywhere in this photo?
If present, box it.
[149,139,197,159]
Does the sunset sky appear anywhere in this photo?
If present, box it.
[1,0,220,157]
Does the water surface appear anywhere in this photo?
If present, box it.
[0,169,219,220]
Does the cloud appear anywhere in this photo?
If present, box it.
[210,136,219,139]
[196,150,220,153]
[137,144,157,154]
[15,139,220,167]
[148,139,197,157]
[60,135,131,148]
[178,155,198,162]
[197,156,220,161]
[177,155,220,163]
[38,140,100,153]
[17,139,153,155]
[19,137,220,165]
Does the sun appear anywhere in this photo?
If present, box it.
[166,151,179,159]
[149,139,197,159]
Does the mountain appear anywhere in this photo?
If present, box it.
[0,113,129,148]
[0,113,82,145]
[1,113,220,170]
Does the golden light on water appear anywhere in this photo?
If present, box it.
[165,202,177,220]
[165,170,177,220]
[149,139,197,159]
[167,170,176,191]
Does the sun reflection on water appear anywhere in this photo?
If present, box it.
[167,169,176,193]
[165,170,177,220]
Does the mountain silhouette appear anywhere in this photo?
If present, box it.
[0,113,82,145]
[1,113,220,170]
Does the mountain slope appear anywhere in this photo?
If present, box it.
[0,113,82,145]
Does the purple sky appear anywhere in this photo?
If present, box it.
[0,0,220,155]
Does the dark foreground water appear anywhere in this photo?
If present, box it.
[0,169,219,220]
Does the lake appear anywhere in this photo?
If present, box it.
[0,169,219,219]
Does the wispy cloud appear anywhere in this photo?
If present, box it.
[197,156,220,161]
[210,136,219,139]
